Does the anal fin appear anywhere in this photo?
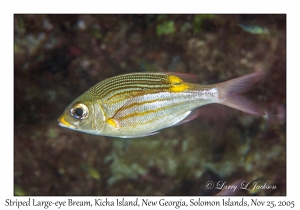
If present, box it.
[173,108,202,127]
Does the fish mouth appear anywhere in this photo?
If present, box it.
[57,114,75,129]
[58,121,73,128]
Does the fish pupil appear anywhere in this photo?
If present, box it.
[75,108,83,117]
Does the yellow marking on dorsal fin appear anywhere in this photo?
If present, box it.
[168,75,183,84]
[107,118,119,128]
[168,75,189,92]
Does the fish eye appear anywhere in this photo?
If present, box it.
[70,103,89,120]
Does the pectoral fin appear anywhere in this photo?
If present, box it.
[107,118,119,128]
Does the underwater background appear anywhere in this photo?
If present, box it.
[14,14,286,195]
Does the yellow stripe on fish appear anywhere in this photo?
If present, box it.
[117,104,176,121]
[58,71,265,138]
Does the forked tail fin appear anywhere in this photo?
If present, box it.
[216,71,265,116]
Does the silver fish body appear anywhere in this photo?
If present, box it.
[58,72,264,138]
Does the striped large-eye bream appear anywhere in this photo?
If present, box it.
[58,71,265,138]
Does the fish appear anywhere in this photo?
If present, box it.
[238,24,270,34]
[58,71,265,138]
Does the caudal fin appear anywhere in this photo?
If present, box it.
[217,71,265,116]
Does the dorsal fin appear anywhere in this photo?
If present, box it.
[166,72,198,83]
